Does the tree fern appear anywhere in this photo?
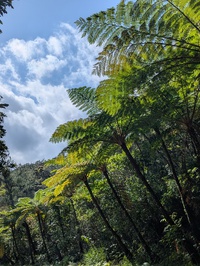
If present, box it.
[76,0,200,76]
[43,151,95,199]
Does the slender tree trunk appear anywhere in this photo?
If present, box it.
[23,221,35,264]
[55,243,63,261]
[70,198,84,255]
[187,126,200,167]
[120,141,174,226]
[83,178,134,264]
[155,128,200,243]
[154,127,192,225]
[11,225,20,262]
[37,212,51,263]
[53,205,65,238]
[102,166,157,263]
[4,254,15,265]
[120,141,200,263]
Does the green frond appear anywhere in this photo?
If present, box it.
[106,7,115,23]
[124,1,134,26]
[15,213,29,228]
[45,153,67,167]
[49,195,65,204]
[44,156,95,199]
[50,112,116,153]
[15,197,32,208]
[54,179,71,197]
[96,78,124,115]
[43,165,73,188]
[67,86,99,115]
[50,118,92,143]
[0,225,9,234]
[44,150,90,189]
[95,60,144,116]
[34,189,45,203]
[76,2,132,47]
[92,141,120,166]
[43,175,60,188]
[115,1,126,25]
[76,0,200,76]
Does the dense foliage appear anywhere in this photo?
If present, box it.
[0,0,200,265]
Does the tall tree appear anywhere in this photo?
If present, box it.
[51,76,200,262]
[13,191,51,263]
[44,152,136,264]
[75,0,200,246]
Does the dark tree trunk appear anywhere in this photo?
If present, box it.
[188,126,200,167]
[83,177,134,264]
[23,221,35,264]
[120,141,174,226]
[70,198,84,255]
[120,141,200,263]
[53,205,65,238]
[154,127,192,225]
[37,212,51,263]
[102,166,157,263]
[11,225,20,262]
[155,128,200,244]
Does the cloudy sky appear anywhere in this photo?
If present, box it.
[1,0,120,165]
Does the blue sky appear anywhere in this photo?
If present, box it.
[1,0,120,164]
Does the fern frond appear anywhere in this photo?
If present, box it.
[54,179,72,197]
[67,86,100,115]
[50,118,93,143]
[76,0,200,76]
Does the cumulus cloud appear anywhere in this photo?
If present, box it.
[28,55,67,79]
[3,38,46,62]
[0,23,102,164]
[47,36,63,56]
[0,59,20,82]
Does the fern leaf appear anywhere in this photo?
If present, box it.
[67,86,99,115]
[50,118,92,143]
[76,0,200,76]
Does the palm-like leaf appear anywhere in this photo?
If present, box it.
[67,86,100,115]
[43,150,95,198]
[76,0,200,76]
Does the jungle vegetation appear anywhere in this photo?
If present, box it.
[0,0,200,265]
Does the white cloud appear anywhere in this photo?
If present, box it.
[47,36,63,56]
[0,23,102,164]
[0,59,19,82]
[28,55,67,79]
[3,38,46,61]
[8,110,44,131]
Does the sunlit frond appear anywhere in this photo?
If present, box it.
[67,86,100,115]
[76,0,200,76]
